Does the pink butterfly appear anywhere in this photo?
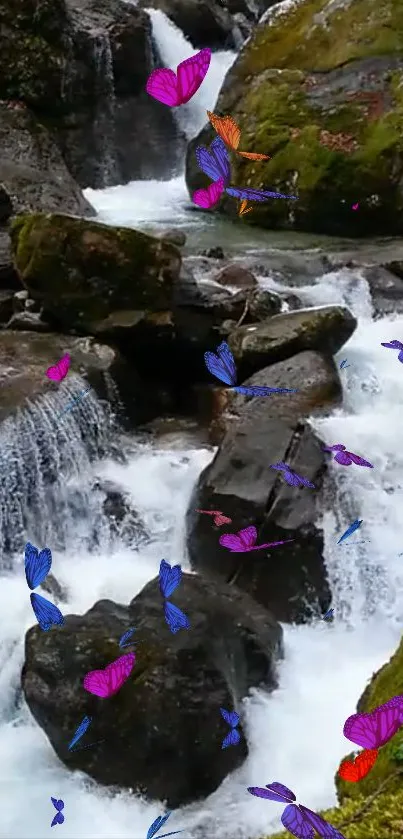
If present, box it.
[219,525,294,553]
[46,353,71,382]
[343,696,403,750]
[352,203,359,210]
[192,178,224,209]
[322,444,374,468]
[83,652,135,698]
[146,48,211,107]
[196,509,232,526]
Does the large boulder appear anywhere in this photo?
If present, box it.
[186,350,342,623]
[10,213,181,333]
[0,0,182,188]
[22,572,283,807]
[185,0,403,236]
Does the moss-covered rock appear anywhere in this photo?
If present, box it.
[10,213,181,332]
[186,0,403,236]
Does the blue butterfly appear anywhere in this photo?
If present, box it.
[146,811,184,839]
[196,138,297,202]
[119,627,136,649]
[30,592,64,632]
[204,341,298,397]
[67,715,105,753]
[220,707,241,748]
[158,560,190,634]
[24,542,52,589]
[51,798,64,827]
[322,608,334,621]
[337,519,363,544]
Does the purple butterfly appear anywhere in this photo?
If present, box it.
[381,340,403,363]
[204,341,298,397]
[50,798,65,827]
[343,696,403,750]
[220,707,241,748]
[219,525,294,553]
[247,782,345,839]
[322,444,374,468]
[270,462,316,488]
[194,138,298,207]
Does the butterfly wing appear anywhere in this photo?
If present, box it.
[238,526,258,550]
[253,539,294,551]
[219,533,244,551]
[234,385,299,396]
[238,199,253,216]
[291,473,316,488]
[68,716,92,751]
[220,708,240,727]
[24,542,52,590]
[323,444,346,452]
[346,451,374,468]
[83,668,110,698]
[164,601,190,634]
[398,350,403,363]
[30,593,64,631]
[159,559,182,598]
[248,786,289,801]
[196,138,230,184]
[207,111,241,149]
[338,748,378,782]
[226,187,297,201]
[222,728,240,748]
[213,514,232,526]
[177,48,211,104]
[147,814,172,839]
[298,805,346,839]
[238,151,270,160]
[104,653,136,696]
[265,782,296,802]
[204,340,236,385]
[334,450,353,465]
[270,462,289,472]
[216,341,237,381]
[381,340,402,349]
[281,804,314,839]
[146,68,180,106]
[343,710,383,749]
[119,627,136,648]
[192,178,224,209]
[46,353,70,382]
[51,812,64,826]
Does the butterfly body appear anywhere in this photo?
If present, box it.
[204,341,298,396]
[51,798,65,827]
[219,525,294,553]
[248,782,345,838]
[269,462,315,488]
[159,559,190,634]
[146,49,211,106]
[220,707,241,748]
[381,340,403,363]
[322,444,374,468]
[46,353,71,382]
[83,652,135,698]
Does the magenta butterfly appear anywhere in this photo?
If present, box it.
[322,444,374,468]
[248,782,345,839]
[46,353,71,382]
[193,137,297,209]
[204,340,298,397]
[196,509,232,526]
[83,652,135,698]
[343,695,403,750]
[219,525,294,553]
[270,462,316,488]
[146,48,211,107]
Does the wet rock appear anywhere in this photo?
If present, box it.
[10,213,181,334]
[139,0,239,48]
[22,572,283,806]
[12,290,29,313]
[186,351,339,623]
[0,103,94,216]
[228,305,357,380]
[0,290,15,324]
[215,263,258,289]
[5,311,52,331]
[40,573,67,603]
[0,230,22,291]
[202,246,225,259]
[0,184,13,223]
[159,228,187,247]
[92,479,149,548]
[361,264,403,316]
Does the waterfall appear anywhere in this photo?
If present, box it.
[0,375,117,567]
[92,32,120,187]
[145,9,236,140]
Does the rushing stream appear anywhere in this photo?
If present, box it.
[1,9,403,839]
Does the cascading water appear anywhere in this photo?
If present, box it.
[92,32,120,187]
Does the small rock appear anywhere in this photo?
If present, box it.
[202,246,225,259]
[159,228,187,247]
[215,263,258,289]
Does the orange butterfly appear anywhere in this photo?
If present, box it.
[338,748,379,782]
[238,199,253,217]
[207,111,270,160]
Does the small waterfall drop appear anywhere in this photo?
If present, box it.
[92,31,120,186]
[145,9,236,140]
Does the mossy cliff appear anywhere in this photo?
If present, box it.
[263,632,403,839]
[185,0,403,236]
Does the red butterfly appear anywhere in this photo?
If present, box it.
[196,509,232,527]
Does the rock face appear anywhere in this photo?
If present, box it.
[22,573,283,807]
[0,0,182,188]
[186,350,342,623]
[10,213,181,333]
[185,0,403,236]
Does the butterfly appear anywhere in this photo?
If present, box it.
[159,559,190,634]
[146,48,211,107]
[193,138,297,209]
[51,798,64,827]
[238,199,253,216]
[322,444,374,468]
[337,519,363,544]
[46,353,71,382]
[204,340,298,397]
[339,359,350,369]
[24,543,64,631]
[67,715,105,752]
[343,696,403,750]
[206,111,270,160]
[322,608,334,620]
[247,781,345,839]
[219,525,294,553]
[338,748,379,782]
[381,339,403,363]
[220,707,241,748]
[196,509,232,526]
[146,811,184,839]
[269,462,316,488]
[119,627,137,649]
[352,203,359,210]
[83,652,136,698]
